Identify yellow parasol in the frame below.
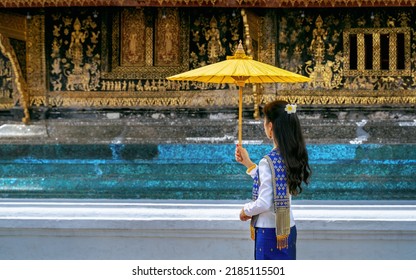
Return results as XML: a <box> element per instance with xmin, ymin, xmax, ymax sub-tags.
<box><xmin>167</xmin><ymin>41</ymin><xmax>310</xmax><ymax>144</ymax></box>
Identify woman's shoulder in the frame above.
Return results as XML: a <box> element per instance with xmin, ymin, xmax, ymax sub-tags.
<box><xmin>259</xmin><ymin>157</ymin><xmax>268</xmax><ymax>165</ymax></box>
<box><xmin>263</xmin><ymin>149</ymin><xmax>282</xmax><ymax>159</ymax></box>
<box><xmin>263</xmin><ymin>150</ymin><xmax>285</xmax><ymax>169</ymax></box>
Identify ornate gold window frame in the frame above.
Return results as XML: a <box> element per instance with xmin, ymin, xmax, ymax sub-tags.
<box><xmin>102</xmin><ymin>8</ymin><xmax>189</xmax><ymax>80</ymax></box>
<box><xmin>343</xmin><ymin>27</ymin><xmax>411</xmax><ymax>76</ymax></box>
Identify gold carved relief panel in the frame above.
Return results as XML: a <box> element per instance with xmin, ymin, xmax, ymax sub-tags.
<box><xmin>104</xmin><ymin>7</ymin><xmax>189</xmax><ymax>80</ymax></box>
<box><xmin>46</xmin><ymin>10</ymin><xmax>102</xmax><ymax>92</ymax></box>
<box><xmin>273</xmin><ymin>8</ymin><xmax>416</xmax><ymax>105</ymax></box>
<box><xmin>155</xmin><ymin>9</ymin><xmax>180</xmax><ymax>67</ymax></box>
<box><xmin>120</xmin><ymin>8</ymin><xmax>146</xmax><ymax>67</ymax></box>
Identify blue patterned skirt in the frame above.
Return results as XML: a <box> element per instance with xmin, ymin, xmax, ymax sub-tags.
<box><xmin>254</xmin><ymin>226</ymin><xmax>297</xmax><ymax>260</ymax></box>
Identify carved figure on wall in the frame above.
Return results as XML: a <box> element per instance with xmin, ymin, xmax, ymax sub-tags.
<box><xmin>89</xmin><ymin>61</ymin><xmax>100</xmax><ymax>90</ymax></box>
<box><xmin>51</xmin><ymin>38</ymin><xmax>61</xmax><ymax>59</ymax></box>
<box><xmin>48</xmin><ymin>11</ymin><xmax>101</xmax><ymax>91</ymax></box>
<box><xmin>86</xmin><ymin>45</ymin><xmax>95</xmax><ymax>57</ymax></box>
<box><xmin>371</xmin><ymin>13</ymin><xmax>381</xmax><ymax>28</ymax></box>
<box><xmin>155</xmin><ymin>8</ymin><xmax>180</xmax><ymax>66</ymax></box>
<box><xmin>387</xmin><ymin>16</ymin><xmax>396</xmax><ymax>27</ymax></box>
<box><xmin>331</xmin><ymin>52</ymin><xmax>344</xmax><ymax>88</ymax></box>
<box><xmin>189</xmin><ymin>9</ymin><xmax>241</xmax><ymax>81</ymax></box>
<box><xmin>67</xmin><ymin>18</ymin><xmax>88</xmax><ymax>74</ymax></box>
<box><xmin>398</xmin><ymin>12</ymin><xmax>410</xmax><ymax>27</ymax></box>
<box><xmin>53</xmin><ymin>24</ymin><xmax>62</xmax><ymax>37</ymax></box>
<box><xmin>164</xmin><ymin>25</ymin><xmax>173</xmax><ymax>55</ymax></box>
<box><xmin>51</xmin><ymin>58</ymin><xmax>61</xmax><ymax>75</ymax></box>
<box><xmin>136</xmin><ymin>81</ymin><xmax>143</xmax><ymax>91</ymax></box>
<box><xmin>51</xmin><ymin>74</ymin><xmax>62</xmax><ymax>91</ymax></box>
<box><xmin>357</xmin><ymin>16</ymin><xmax>366</xmax><ymax>27</ymax></box>
<box><xmin>121</xmin><ymin>80</ymin><xmax>127</xmax><ymax>91</ymax></box>
<box><xmin>301</xmin><ymin>14</ymin><xmax>346</xmax><ymax>90</ymax></box>
<box><xmin>205</xmin><ymin>16</ymin><xmax>224</xmax><ymax>64</ymax></box>
<box><xmin>376</xmin><ymin>76</ymin><xmax>398</xmax><ymax>90</ymax></box>
<box><xmin>144</xmin><ymin>80</ymin><xmax>152</xmax><ymax>91</ymax></box>
<box><xmin>0</xmin><ymin>58</ymin><xmax>13</xmax><ymax>99</ymax></box>
<box><xmin>121</xmin><ymin>9</ymin><xmax>145</xmax><ymax>66</ymax></box>
<box><xmin>90</xmin><ymin>31</ymin><xmax>100</xmax><ymax>44</ymax></box>
<box><xmin>309</xmin><ymin>16</ymin><xmax>327</xmax><ymax>62</ymax></box>
<box><xmin>127</xmin><ymin>34</ymin><xmax>139</xmax><ymax>61</ymax></box>
<box><xmin>192</xmin><ymin>30</ymin><xmax>200</xmax><ymax>42</ymax></box>
<box><xmin>66</xmin><ymin>63</ymin><xmax>90</xmax><ymax>91</ymax></box>
<box><xmin>229</xmin><ymin>16</ymin><xmax>240</xmax><ymax>41</ymax></box>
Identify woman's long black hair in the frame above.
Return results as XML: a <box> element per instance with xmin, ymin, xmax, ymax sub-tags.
<box><xmin>263</xmin><ymin>100</ymin><xmax>311</xmax><ymax>195</ymax></box>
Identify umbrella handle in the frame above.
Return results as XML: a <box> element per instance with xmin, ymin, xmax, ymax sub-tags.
<box><xmin>238</xmin><ymin>86</ymin><xmax>243</xmax><ymax>145</ymax></box>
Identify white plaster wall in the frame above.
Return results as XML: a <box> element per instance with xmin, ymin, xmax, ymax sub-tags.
<box><xmin>0</xmin><ymin>200</ymin><xmax>415</xmax><ymax>260</ymax></box>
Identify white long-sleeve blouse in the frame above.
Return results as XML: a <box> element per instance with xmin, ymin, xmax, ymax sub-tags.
<box><xmin>243</xmin><ymin>158</ymin><xmax>295</xmax><ymax>228</ymax></box>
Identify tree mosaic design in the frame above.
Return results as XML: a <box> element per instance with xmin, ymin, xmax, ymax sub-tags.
<box><xmin>46</xmin><ymin>9</ymin><xmax>101</xmax><ymax>91</ymax></box>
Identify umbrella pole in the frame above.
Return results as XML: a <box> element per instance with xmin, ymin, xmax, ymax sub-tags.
<box><xmin>238</xmin><ymin>86</ymin><xmax>243</xmax><ymax>145</ymax></box>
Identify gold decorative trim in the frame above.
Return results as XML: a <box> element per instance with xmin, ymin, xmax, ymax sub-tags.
<box><xmin>26</xmin><ymin>15</ymin><xmax>47</xmax><ymax>106</ymax></box>
<box><xmin>373</xmin><ymin>33</ymin><xmax>380</xmax><ymax>70</ymax></box>
<box><xmin>278</xmin><ymin>95</ymin><xmax>416</xmax><ymax>105</ymax></box>
<box><xmin>2</xmin><ymin>0</ymin><xmax>416</xmax><ymax>8</ymax></box>
<box><xmin>46</xmin><ymin>90</ymin><xmax>241</xmax><ymax>108</ymax></box>
<box><xmin>40</xmin><ymin>88</ymin><xmax>416</xmax><ymax>108</ymax></box>
<box><xmin>277</xmin><ymin>90</ymin><xmax>416</xmax><ymax>105</ymax></box>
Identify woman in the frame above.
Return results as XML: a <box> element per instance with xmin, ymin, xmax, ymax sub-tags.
<box><xmin>235</xmin><ymin>100</ymin><xmax>311</xmax><ymax>260</ymax></box>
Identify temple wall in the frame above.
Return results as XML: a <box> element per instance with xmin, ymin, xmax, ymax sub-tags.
<box><xmin>1</xmin><ymin>7</ymin><xmax>416</xmax><ymax>113</ymax></box>
<box><xmin>0</xmin><ymin>7</ymin><xmax>414</xmax><ymax>144</ymax></box>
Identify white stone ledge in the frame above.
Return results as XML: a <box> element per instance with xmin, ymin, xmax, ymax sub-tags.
<box><xmin>1</xmin><ymin>199</ymin><xmax>415</xmax><ymax>259</ymax></box>
<box><xmin>1</xmin><ymin>199</ymin><xmax>415</xmax><ymax>230</ymax></box>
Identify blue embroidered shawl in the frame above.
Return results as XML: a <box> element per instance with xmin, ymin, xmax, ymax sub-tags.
<box><xmin>250</xmin><ymin>148</ymin><xmax>291</xmax><ymax>249</ymax></box>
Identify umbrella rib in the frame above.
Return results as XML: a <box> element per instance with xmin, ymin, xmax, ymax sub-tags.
<box><xmin>167</xmin><ymin>57</ymin><xmax>311</xmax><ymax>85</ymax></box>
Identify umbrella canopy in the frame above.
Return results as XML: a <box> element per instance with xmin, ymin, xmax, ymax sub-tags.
<box><xmin>167</xmin><ymin>41</ymin><xmax>310</xmax><ymax>144</ymax></box>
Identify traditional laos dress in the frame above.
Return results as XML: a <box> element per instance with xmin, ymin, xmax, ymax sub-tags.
<box><xmin>243</xmin><ymin>148</ymin><xmax>297</xmax><ymax>260</ymax></box>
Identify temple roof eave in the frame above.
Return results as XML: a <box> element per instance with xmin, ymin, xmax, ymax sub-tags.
<box><xmin>1</xmin><ymin>0</ymin><xmax>416</xmax><ymax>8</ymax></box>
